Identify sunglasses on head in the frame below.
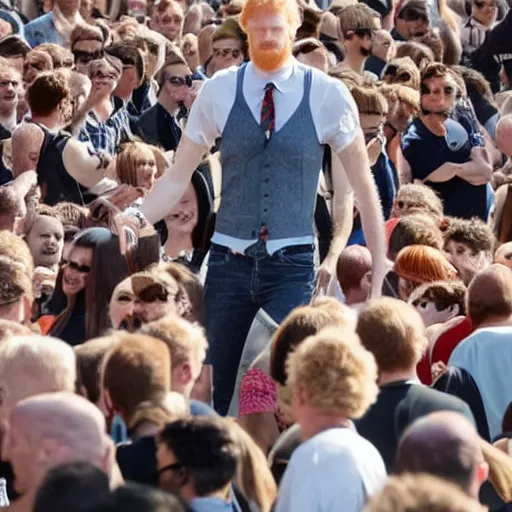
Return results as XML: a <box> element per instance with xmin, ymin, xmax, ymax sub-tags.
<box><xmin>62</xmin><ymin>259</ymin><xmax>91</xmax><ymax>274</ymax></box>
<box><xmin>294</xmin><ymin>40</ymin><xmax>322</xmax><ymax>56</ymax></box>
<box><xmin>137</xmin><ymin>283</ymin><xmax>170</xmax><ymax>303</ymax></box>
<box><xmin>167</xmin><ymin>75</ymin><xmax>194</xmax><ymax>87</ymax></box>
<box><xmin>212</xmin><ymin>47</ymin><xmax>242</xmax><ymax>59</ymax></box>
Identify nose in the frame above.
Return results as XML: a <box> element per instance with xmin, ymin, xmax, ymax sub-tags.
<box><xmin>133</xmin><ymin>300</ymin><xmax>144</xmax><ymax>314</ymax></box>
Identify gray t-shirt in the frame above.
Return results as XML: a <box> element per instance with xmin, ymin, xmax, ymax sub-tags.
<box><xmin>275</xmin><ymin>428</ymin><xmax>387</xmax><ymax>512</ymax></box>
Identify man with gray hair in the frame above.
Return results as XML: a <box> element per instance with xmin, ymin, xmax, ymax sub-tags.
<box><xmin>3</xmin><ymin>392</ymin><xmax>114</xmax><ymax>512</ymax></box>
<box><xmin>0</xmin><ymin>335</ymin><xmax>76</xmax><ymax>505</ymax></box>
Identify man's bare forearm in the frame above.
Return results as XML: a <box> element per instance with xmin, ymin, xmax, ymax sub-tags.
<box><xmin>139</xmin><ymin>135</ymin><xmax>207</xmax><ymax>224</ymax></box>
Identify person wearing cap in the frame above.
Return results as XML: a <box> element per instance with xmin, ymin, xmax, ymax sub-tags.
<box><xmin>117</xmin><ymin>0</ymin><xmax>387</xmax><ymax>415</ymax></box>
<box><xmin>338</xmin><ymin>4</ymin><xmax>381</xmax><ymax>77</ymax></box>
<box><xmin>392</xmin><ymin>0</ymin><xmax>430</xmax><ymax>41</ymax></box>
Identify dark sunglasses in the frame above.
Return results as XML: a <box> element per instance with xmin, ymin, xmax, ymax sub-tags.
<box><xmin>212</xmin><ymin>47</ymin><xmax>242</xmax><ymax>59</ymax></box>
<box><xmin>73</xmin><ymin>50</ymin><xmax>104</xmax><ymax>64</ymax></box>
<box><xmin>137</xmin><ymin>283</ymin><xmax>170</xmax><ymax>303</ymax></box>
<box><xmin>94</xmin><ymin>69</ymin><xmax>118</xmax><ymax>80</ymax></box>
<box><xmin>167</xmin><ymin>75</ymin><xmax>194</xmax><ymax>87</ymax></box>
<box><xmin>353</xmin><ymin>28</ymin><xmax>375</xmax><ymax>39</ymax></box>
<box><xmin>62</xmin><ymin>259</ymin><xmax>91</xmax><ymax>274</ymax></box>
<box><xmin>420</xmin><ymin>84</ymin><xmax>455</xmax><ymax>95</ymax></box>
<box><xmin>474</xmin><ymin>0</ymin><xmax>496</xmax><ymax>7</ymax></box>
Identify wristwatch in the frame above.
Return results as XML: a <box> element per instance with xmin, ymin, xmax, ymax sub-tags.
<box><xmin>125</xmin><ymin>207</ymin><xmax>148</xmax><ymax>228</ymax></box>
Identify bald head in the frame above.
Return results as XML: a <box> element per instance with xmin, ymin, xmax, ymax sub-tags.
<box><xmin>0</xmin><ymin>335</ymin><xmax>76</xmax><ymax>418</ymax></box>
<box><xmin>467</xmin><ymin>264</ymin><xmax>512</xmax><ymax>327</ymax></box>
<box><xmin>494</xmin><ymin>242</ymin><xmax>512</xmax><ymax>269</ymax></box>
<box><xmin>11</xmin><ymin>122</ymin><xmax>44</xmax><ymax>178</ymax></box>
<box><xmin>7</xmin><ymin>392</ymin><xmax>109</xmax><ymax>495</ymax></box>
<box><xmin>496</xmin><ymin>115</ymin><xmax>512</xmax><ymax>157</ymax></box>
<box><xmin>396</xmin><ymin>411</ymin><xmax>486</xmax><ymax>498</ymax></box>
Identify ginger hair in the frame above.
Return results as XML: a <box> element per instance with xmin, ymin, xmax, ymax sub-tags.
<box><xmin>240</xmin><ymin>0</ymin><xmax>301</xmax><ymax>35</ymax></box>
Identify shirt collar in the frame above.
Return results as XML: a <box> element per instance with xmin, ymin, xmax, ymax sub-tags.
<box><xmin>190</xmin><ymin>497</ymin><xmax>233</xmax><ymax>512</ymax></box>
<box><xmin>246</xmin><ymin>57</ymin><xmax>299</xmax><ymax>95</ymax></box>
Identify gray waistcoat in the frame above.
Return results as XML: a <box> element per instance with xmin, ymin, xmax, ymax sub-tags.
<box><xmin>217</xmin><ymin>63</ymin><xmax>324</xmax><ymax>240</ymax></box>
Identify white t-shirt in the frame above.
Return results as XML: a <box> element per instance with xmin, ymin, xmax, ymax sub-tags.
<box><xmin>275</xmin><ymin>428</ymin><xmax>387</xmax><ymax>512</ymax></box>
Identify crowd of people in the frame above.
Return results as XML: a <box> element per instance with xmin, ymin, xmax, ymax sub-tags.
<box><xmin>0</xmin><ymin>0</ymin><xmax>510</xmax><ymax>508</ymax></box>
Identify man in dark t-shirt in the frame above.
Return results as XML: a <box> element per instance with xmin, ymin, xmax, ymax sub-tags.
<box><xmin>355</xmin><ymin>298</ymin><xmax>476</xmax><ymax>472</ymax></box>
<box><xmin>400</xmin><ymin>62</ymin><xmax>492</xmax><ymax>220</ymax></box>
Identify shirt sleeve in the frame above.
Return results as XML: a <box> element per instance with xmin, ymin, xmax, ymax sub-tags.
<box><xmin>185</xmin><ymin>78</ymin><xmax>221</xmax><ymax>148</ymax></box>
<box><xmin>62</xmin><ymin>138</ymin><xmax>109</xmax><ymax>189</ymax></box>
<box><xmin>316</xmin><ymin>77</ymin><xmax>361</xmax><ymax>153</ymax></box>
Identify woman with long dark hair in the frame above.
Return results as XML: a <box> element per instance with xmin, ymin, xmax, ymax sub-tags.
<box><xmin>40</xmin><ymin>226</ymin><xmax>160</xmax><ymax>344</ymax></box>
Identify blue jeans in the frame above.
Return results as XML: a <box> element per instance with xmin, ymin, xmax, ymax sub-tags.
<box><xmin>203</xmin><ymin>242</ymin><xmax>315</xmax><ymax>415</ymax></box>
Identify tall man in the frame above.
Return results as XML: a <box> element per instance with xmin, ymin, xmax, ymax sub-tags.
<box><xmin>119</xmin><ymin>0</ymin><xmax>387</xmax><ymax>414</ymax></box>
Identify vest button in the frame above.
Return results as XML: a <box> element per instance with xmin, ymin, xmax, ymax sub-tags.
<box><xmin>264</xmin><ymin>178</ymin><xmax>270</xmax><ymax>183</ymax></box>
<box><xmin>264</xmin><ymin>163</ymin><xmax>270</xmax><ymax>168</ymax></box>
<box><xmin>264</xmin><ymin>194</ymin><xmax>268</xmax><ymax>198</ymax></box>
<box><xmin>251</xmin><ymin>230</ymin><xmax>256</xmax><ymax>237</ymax></box>
<box><xmin>264</xmin><ymin>208</ymin><xmax>268</xmax><ymax>212</ymax></box>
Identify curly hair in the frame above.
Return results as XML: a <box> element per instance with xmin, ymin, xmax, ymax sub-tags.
<box><xmin>286</xmin><ymin>327</ymin><xmax>378</xmax><ymax>418</ymax></box>
<box><xmin>443</xmin><ymin>217</ymin><xmax>495</xmax><ymax>254</ymax></box>
<box><xmin>393</xmin><ymin>183</ymin><xmax>444</xmax><ymax>219</ymax></box>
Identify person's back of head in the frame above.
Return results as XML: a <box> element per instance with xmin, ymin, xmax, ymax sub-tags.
<box><xmin>392</xmin><ymin>183</ymin><xmax>444</xmax><ymax>220</ymax></box>
<box><xmin>356</xmin><ymin>297</ymin><xmax>426</xmax><ymax>376</ymax></box>
<box><xmin>27</xmin><ymin>71</ymin><xmax>71</xmax><ymax>120</ymax></box>
<box><xmin>94</xmin><ymin>483</ymin><xmax>190</xmax><ymax>511</ymax></box>
<box><xmin>388</xmin><ymin>214</ymin><xmax>444</xmax><ymax>261</ymax></box>
<box><xmin>466</xmin><ymin>264</ymin><xmax>512</xmax><ymax>327</ymax></box>
<box><xmin>0</xmin><ymin>229</ymin><xmax>34</xmax><ymax>275</ymax></box>
<box><xmin>8</xmin><ymin>392</ymin><xmax>110</xmax><ymax>495</ymax></box>
<box><xmin>139</xmin><ymin>314</ymin><xmax>208</xmax><ymax>397</ymax></box>
<box><xmin>101</xmin><ymin>332</ymin><xmax>171</xmax><ymax>428</ymax></box>
<box><xmin>0</xmin><ymin>335</ymin><xmax>76</xmax><ymax>414</ymax></box>
<box><xmin>395</xmin><ymin>411</ymin><xmax>488</xmax><ymax>499</ymax></box>
<box><xmin>75</xmin><ymin>336</ymin><xmax>117</xmax><ymax>406</ymax></box>
<box><xmin>336</xmin><ymin>245</ymin><xmax>372</xmax><ymax>304</ymax></box>
<box><xmin>0</xmin><ymin>255</ymin><xmax>33</xmax><ymax>324</ymax></box>
<box><xmin>157</xmin><ymin>417</ymin><xmax>239</xmax><ymax>501</ymax></box>
<box><xmin>33</xmin><ymin>461</ymin><xmax>110</xmax><ymax>512</ymax></box>
<box><xmin>363</xmin><ymin>473</ymin><xmax>486</xmax><ymax>512</ymax></box>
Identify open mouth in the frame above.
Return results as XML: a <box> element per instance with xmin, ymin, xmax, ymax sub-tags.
<box><xmin>42</xmin><ymin>248</ymin><xmax>58</xmax><ymax>256</ymax></box>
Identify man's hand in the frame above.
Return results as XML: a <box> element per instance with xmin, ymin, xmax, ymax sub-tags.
<box><xmin>86</xmin><ymin>83</ymin><xmax>112</xmax><ymax>111</ymax></box>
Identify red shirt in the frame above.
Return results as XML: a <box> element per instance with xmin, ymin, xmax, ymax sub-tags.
<box><xmin>417</xmin><ymin>317</ymin><xmax>474</xmax><ymax>385</ymax></box>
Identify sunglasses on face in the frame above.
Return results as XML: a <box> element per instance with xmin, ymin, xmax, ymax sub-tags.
<box><xmin>352</xmin><ymin>28</ymin><xmax>375</xmax><ymax>40</ymax></box>
<box><xmin>94</xmin><ymin>69</ymin><xmax>117</xmax><ymax>80</ymax></box>
<box><xmin>212</xmin><ymin>47</ymin><xmax>242</xmax><ymax>59</ymax></box>
<box><xmin>167</xmin><ymin>75</ymin><xmax>194</xmax><ymax>87</ymax></box>
<box><xmin>420</xmin><ymin>84</ymin><xmax>455</xmax><ymax>96</ymax></box>
<box><xmin>137</xmin><ymin>283</ymin><xmax>170</xmax><ymax>303</ymax></box>
<box><xmin>474</xmin><ymin>0</ymin><xmax>496</xmax><ymax>7</ymax></box>
<box><xmin>62</xmin><ymin>259</ymin><xmax>91</xmax><ymax>274</ymax></box>
<box><xmin>73</xmin><ymin>50</ymin><xmax>104</xmax><ymax>64</ymax></box>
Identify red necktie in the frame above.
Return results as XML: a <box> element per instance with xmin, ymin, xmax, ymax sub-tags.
<box><xmin>260</xmin><ymin>82</ymin><xmax>275</xmax><ymax>146</ymax></box>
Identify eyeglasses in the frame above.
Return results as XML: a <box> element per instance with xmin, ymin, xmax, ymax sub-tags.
<box><xmin>167</xmin><ymin>75</ymin><xmax>194</xmax><ymax>87</ymax></box>
<box><xmin>62</xmin><ymin>259</ymin><xmax>91</xmax><ymax>274</ymax></box>
<box><xmin>73</xmin><ymin>50</ymin><xmax>104</xmax><ymax>64</ymax></box>
<box><xmin>137</xmin><ymin>283</ymin><xmax>170</xmax><ymax>303</ymax></box>
<box><xmin>212</xmin><ymin>47</ymin><xmax>242</xmax><ymax>59</ymax></box>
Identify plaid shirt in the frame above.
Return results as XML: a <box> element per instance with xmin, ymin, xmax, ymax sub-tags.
<box><xmin>79</xmin><ymin>98</ymin><xmax>132</xmax><ymax>156</ymax></box>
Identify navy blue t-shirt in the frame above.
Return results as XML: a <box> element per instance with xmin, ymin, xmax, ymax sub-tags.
<box><xmin>401</xmin><ymin>118</ymin><xmax>490</xmax><ymax>220</ymax></box>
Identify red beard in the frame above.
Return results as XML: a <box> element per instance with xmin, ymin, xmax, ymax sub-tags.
<box><xmin>248</xmin><ymin>38</ymin><xmax>292</xmax><ymax>72</ymax></box>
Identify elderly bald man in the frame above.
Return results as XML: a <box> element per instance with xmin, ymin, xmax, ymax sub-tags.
<box><xmin>3</xmin><ymin>392</ymin><xmax>114</xmax><ymax>512</ymax></box>
<box><xmin>0</xmin><ymin>335</ymin><xmax>76</xmax><ymax>505</ymax></box>
<box><xmin>395</xmin><ymin>411</ymin><xmax>488</xmax><ymax>500</ymax></box>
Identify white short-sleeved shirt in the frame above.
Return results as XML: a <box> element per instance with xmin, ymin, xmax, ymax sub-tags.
<box><xmin>185</xmin><ymin>58</ymin><xmax>360</xmax><ymax>154</ymax></box>
<box><xmin>275</xmin><ymin>428</ymin><xmax>387</xmax><ymax>512</ymax></box>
